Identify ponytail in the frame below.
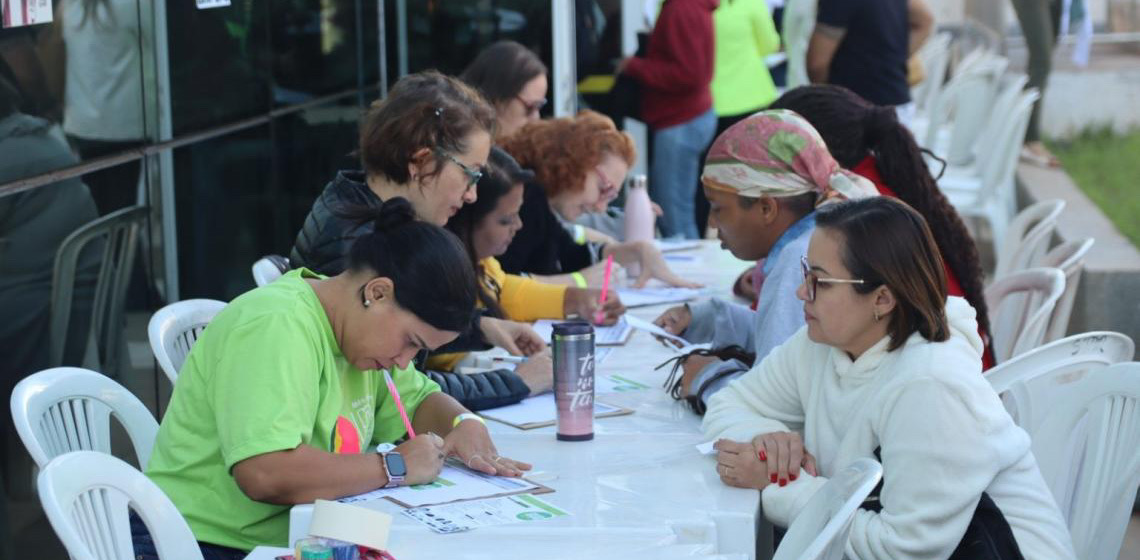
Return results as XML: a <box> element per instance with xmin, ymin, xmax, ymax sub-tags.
<box><xmin>339</xmin><ymin>197</ymin><xmax>477</xmax><ymax>333</ymax></box>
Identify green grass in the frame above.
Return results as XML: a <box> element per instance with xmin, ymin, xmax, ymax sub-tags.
<box><xmin>1047</xmin><ymin>129</ymin><xmax>1140</xmax><ymax>246</ymax></box>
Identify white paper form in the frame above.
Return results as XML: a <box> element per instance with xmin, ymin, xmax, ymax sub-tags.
<box><xmin>530</xmin><ymin>317</ymin><xmax>632</xmax><ymax>346</ymax></box>
<box><xmin>402</xmin><ymin>493</ymin><xmax>569</xmax><ymax>534</ymax></box>
<box><xmin>616</xmin><ymin>287</ymin><xmax>706</xmax><ymax>308</ymax></box>
<box><xmin>338</xmin><ymin>464</ymin><xmax>543</xmax><ymax>508</ymax></box>
<box><xmin>477</xmin><ymin>393</ymin><xmax>630</xmax><ymax>429</ymax></box>
<box><xmin>654</xmin><ymin>239</ymin><xmax>702</xmax><ymax>252</ymax></box>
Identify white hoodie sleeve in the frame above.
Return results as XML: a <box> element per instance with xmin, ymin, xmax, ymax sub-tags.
<box><xmin>843</xmin><ymin>377</ymin><xmax>1016</xmax><ymax>560</ymax></box>
<box><xmin>701</xmin><ymin>328</ymin><xmax>809</xmax><ymax>444</ymax></box>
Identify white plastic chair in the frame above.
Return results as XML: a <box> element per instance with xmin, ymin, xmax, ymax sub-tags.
<box><xmin>10</xmin><ymin>367</ymin><xmax>158</xmax><ymax>470</ymax></box>
<box><xmin>994</xmin><ymin>362</ymin><xmax>1140</xmax><ymax>560</ymax></box>
<box><xmin>147</xmin><ymin>299</ymin><xmax>226</xmax><ymax>384</ymax></box>
<box><xmin>940</xmin><ymin>89</ymin><xmax>1040</xmax><ymax>256</ymax></box>
<box><xmin>987</xmin><ymin>331</ymin><xmax>1134</xmax><ymax>423</ymax></box>
<box><xmin>771</xmin><ymin>458</ymin><xmax>883</xmax><ymax>560</ymax></box>
<box><xmin>920</xmin><ymin>55</ymin><xmax>1007</xmax><ymax>166</ymax></box>
<box><xmin>251</xmin><ymin>254</ymin><xmax>290</xmax><ymax>287</ymax></box>
<box><xmin>985</xmin><ymin>267</ymin><xmax>1066</xmax><ymax>363</ymax></box>
<box><xmin>993</xmin><ymin>199</ymin><xmax>1067</xmax><ymax>280</ymax></box>
<box><xmin>911</xmin><ymin>32</ymin><xmax>953</xmax><ymax>115</ymax></box>
<box><xmin>1037</xmin><ymin>238</ymin><xmax>1095</xmax><ymax>343</ymax></box>
<box><xmin>38</xmin><ymin>450</ymin><xmax>204</xmax><ymax>560</ymax></box>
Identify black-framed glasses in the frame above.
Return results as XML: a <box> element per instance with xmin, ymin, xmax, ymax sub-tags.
<box><xmin>516</xmin><ymin>95</ymin><xmax>547</xmax><ymax>116</ymax></box>
<box><xmin>801</xmin><ymin>255</ymin><xmax>865</xmax><ymax>302</ymax></box>
<box><xmin>436</xmin><ymin>150</ymin><xmax>483</xmax><ymax>189</ymax></box>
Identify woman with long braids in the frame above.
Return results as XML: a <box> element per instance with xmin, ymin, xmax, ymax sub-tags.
<box><xmin>767</xmin><ymin>84</ymin><xmax>995</xmax><ymax>369</ymax></box>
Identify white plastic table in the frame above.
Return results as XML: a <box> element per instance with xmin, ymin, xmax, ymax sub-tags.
<box><xmin>251</xmin><ymin>242</ymin><xmax>762</xmax><ymax>560</ymax></box>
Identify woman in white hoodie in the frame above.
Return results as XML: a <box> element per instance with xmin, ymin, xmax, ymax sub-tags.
<box><xmin>703</xmin><ymin>197</ymin><xmax>1075</xmax><ymax>559</ymax></box>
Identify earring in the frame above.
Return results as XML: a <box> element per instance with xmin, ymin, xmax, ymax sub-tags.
<box><xmin>363</xmin><ymin>299</ymin><xmax>371</xmax><ymax>308</ymax></box>
<box><xmin>873</xmin><ymin>310</ymin><xmax>880</xmax><ymax>322</ymax></box>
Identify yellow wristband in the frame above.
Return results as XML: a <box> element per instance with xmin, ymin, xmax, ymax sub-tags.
<box><xmin>570</xmin><ymin>272</ymin><xmax>588</xmax><ymax>288</ymax></box>
<box><xmin>452</xmin><ymin>412</ymin><xmax>485</xmax><ymax>428</ymax></box>
<box><xmin>572</xmin><ymin>224</ymin><xmax>587</xmax><ymax>245</ymax></box>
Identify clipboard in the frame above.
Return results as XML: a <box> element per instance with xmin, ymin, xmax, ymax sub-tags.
<box><xmin>339</xmin><ymin>461</ymin><xmax>554</xmax><ymax>509</ymax></box>
<box><xmin>477</xmin><ymin>393</ymin><xmax>634</xmax><ymax>430</ymax></box>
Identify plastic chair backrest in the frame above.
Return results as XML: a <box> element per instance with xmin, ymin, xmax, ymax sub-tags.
<box><xmin>941</xmin><ymin>56</ymin><xmax>1008</xmax><ymax>165</ymax></box>
<box><xmin>971</xmin><ymin>72</ymin><xmax>1029</xmax><ymax>168</ymax></box>
<box><xmin>1037</xmin><ymin>238</ymin><xmax>1095</xmax><ymax>343</ymax></box>
<box><xmin>977</xmin><ymin>89</ymin><xmax>1038</xmax><ymax>208</ymax></box>
<box><xmin>994</xmin><ymin>199</ymin><xmax>1066</xmax><ymax>279</ymax></box>
<box><xmin>9</xmin><ymin>367</ymin><xmax>158</xmax><ymax>470</ymax></box>
<box><xmin>1000</xmin><ymin>362</ymin><xmax>1140</xmax><ymax>560</ymax></box>
<box><xmin>772</xmin><ymin>458</ymin><xmax>883</xmax><ymax>560</ymax></box>
<box><xmin>913</xmin><ymin>32</ymin><xmax>953</xmax><ymax>112</ymax></box>
<box><xmin>147</xmin><ymin>299</ymin><xmax>226</xmax><ymax>384</ymax></box>
<box><xmin>251</xmin><ymin>254</ymin><xmax>290</xmax><ymax>287</ymax></box>
<box><xmin>50</xmin><ymin>206</ymin><xmax>147</xmax><ymax>377</ymax></box>
<box><xmin>37</xmin><ymin>451</ymin><xmax>204</xmax><ymax>560</ymax></box>
<box><xmin>987</xmin><ymin>331</ymin><xmax>1134</xmax><ymax>425</ymax></box>
<box><xmin>985</xmin><ymin>267</ymin><xmax>1066</xmax><ymax>362</ymax></box>
<box><xmin>922</xmin><ymin>71</ymin><xmax>996</xmax><ymax>164</ymax></box>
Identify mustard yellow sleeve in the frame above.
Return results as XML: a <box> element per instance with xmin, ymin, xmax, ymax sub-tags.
<box><xmin>483</xmin><ymin>257</ymin><xmax>567</xmax><ymax>322</ymax></box>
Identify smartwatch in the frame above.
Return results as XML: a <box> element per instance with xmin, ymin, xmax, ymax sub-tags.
<box><xmin>379</xmin><ymin>451</ymin><xmax>407</xmax><ymax>488</ymax></box>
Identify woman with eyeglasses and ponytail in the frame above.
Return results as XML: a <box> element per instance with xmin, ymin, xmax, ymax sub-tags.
<box><xmin>291</xmin><ymin>71</ymin><xmax>551</xmax><ymax>411</ymax></box>
<box><xmin>705</xmin><ymin>196</ymin><xmax>1074</xmax><ymax>560</ymax></box>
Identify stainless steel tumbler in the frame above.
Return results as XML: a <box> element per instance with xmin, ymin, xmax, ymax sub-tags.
<box><xmin>552</xmin><ymin>321</ymin><xmax>595</xmax><ymax>441</ymax></box>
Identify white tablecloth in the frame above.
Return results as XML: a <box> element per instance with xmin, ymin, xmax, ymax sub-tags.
<box><xmin>254</xmin><ymin>242</ymin><xmax>761</xmax><ymax>560</ymax></box>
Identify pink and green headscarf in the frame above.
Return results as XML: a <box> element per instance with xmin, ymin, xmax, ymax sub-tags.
<box><xmin>701</xmin><ymin>109</ymin><xmax>877</xmax><ymax>205</ymax></box>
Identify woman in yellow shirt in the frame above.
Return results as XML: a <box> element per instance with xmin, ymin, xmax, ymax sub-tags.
<box><xmin>429</xmin><ymin>147</ymin><xmax>626</xmax><ymax>373</ymax></box>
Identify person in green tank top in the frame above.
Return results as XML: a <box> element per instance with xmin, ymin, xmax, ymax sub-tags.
<box><xmin>139</xmin><ymin>198</ymin><xmax>530</xmax><ymax>558</ymax></box>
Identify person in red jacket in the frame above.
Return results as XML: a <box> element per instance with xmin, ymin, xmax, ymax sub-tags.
<box><xmin>620</xmin><ymin>0</ymin><xmax>719</xmax><ymax>239</ymax></box>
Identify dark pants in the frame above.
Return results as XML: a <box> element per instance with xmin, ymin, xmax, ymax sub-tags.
<box><xmin>130</xmin><ymin>513</ymin><xmax>248</xmax><ymax>560</ymax></box>
<box><xmin>1009</xmin><ymin>0</ymin><xmax>1062</xmax><ymax>143</ymax></box>
<box><xmin>694</xmin><ymin>112</ymin><xmax>757</xmax><ymax>236</ymax></box>
<box><xmin>68</xmin><ymin>137</ymin><xmax>144</xmax><ymax>215</ymax></box>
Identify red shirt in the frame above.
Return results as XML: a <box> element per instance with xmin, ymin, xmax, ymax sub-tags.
<box><xmin>852</xmin><ymin>156</ymin><xmax>996</xmax><ymax>370</ymax></box>
<box><xmin>623</xmin><ymin>0</ymin><xmax>718</xmax><ymax>129</ymax></box>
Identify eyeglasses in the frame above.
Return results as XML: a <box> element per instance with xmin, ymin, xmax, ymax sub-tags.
<box><xmin>516</xmin><ymin>95</ymin><xmax>547</xmax><ymax>116</ymax></box>
<box><xmin>801</xmin><ymin>255</ymin><xmax>865</xmax><ymax>302</ymax></box>
<box><xmin>436</xmin><ymin>150</ymin><xmax>483</xmax><ymax>189</ymax></box>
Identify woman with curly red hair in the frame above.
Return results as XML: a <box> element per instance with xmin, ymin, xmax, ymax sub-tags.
<box><xmin>498</xmin><ymin>111</ymin><xmax>699</xmax><ymax>288</ymax></box>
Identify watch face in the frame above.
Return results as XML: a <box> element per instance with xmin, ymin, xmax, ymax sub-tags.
<box><xmin>386</xmin><ymin>453</ymin><xmax>408</xmax><ymax>477</ymax></box>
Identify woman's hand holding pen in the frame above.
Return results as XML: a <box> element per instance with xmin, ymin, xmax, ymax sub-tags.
<box><xmin>443</xmin><ymin>418</ymin><xmax>532</xmax><ymax>477</ymax></box>
<box><xmin>394</xmin><ymin>433</ymin><xmax>446</xmax><ymax>486</ymax></box>
<box><xmin>564</xmin><ymin>288</ymin><xmax>625</xmax><ymax>326</ymax></box>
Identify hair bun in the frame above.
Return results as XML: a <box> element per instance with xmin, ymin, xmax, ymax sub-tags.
<box><xmin>374</xmin><ymin>197</ymin><xmax>417</xmax><ymax>233</ymax></box>
<box><xmin>863</xmin><ymin>106</ymin><xmax>899</xmax><ymax>147</ymax></box>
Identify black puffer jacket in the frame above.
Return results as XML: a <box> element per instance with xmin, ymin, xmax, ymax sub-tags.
<box><xmin>290</xmin><ymin>170</ymin><xmax>532</xmax><ymax>411</ymax></box>
<box><xmin>291</xmin><ymin>170</ymin><xmax>377</xmax><ymax>277</ymax></box>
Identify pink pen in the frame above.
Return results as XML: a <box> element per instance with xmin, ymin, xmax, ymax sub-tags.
<box><xmin>594</xmin><ymin>255</ymin><xmax>614</xmax><ymax>325</ymax></box>
<box><xmin>382</xmin><ymin>369</ymin><xmax>416</xmax><ymax>438</ymax></box>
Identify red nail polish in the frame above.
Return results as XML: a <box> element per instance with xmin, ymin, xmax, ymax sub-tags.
<box><xmin>790</xmin><ymin>474</ymin><xmax>797</xmax><ymax>481</ymax></box>
<box><xmin>758</xmin><ymin>450</ymin><xmax>767</xmax><ymax>461</ymax></box>
<box><xmin>770</xmin><ymin>474</ymin><xmax>777</xmax><ymax>483</ymax></box>
<box><xmin>779</xmin><ymin>479</ymin><xmax>787</xmax><ymax>487</ymax></box>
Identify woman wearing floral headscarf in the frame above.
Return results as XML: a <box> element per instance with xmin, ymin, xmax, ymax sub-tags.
<box><xmin>653</xmin><ymin>109</ymin><xmax>877</xmax><ymax>412</ymax></box>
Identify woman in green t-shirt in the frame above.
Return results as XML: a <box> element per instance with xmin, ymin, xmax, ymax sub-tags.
<box><xmin>139</xmin><ymin>198</ymin><xmax>529</xmax><ymax>557</ymax></box>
